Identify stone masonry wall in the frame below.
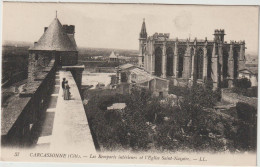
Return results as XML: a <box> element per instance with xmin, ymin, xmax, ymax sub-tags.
<box><xmin>28</xmin><ymin>51</ymin><xmax>55</xmax><ymax>82</ymax></box>
<box><xmin>2</xmin><ymin>59</ymin><xmax>57</xmax><ymax>146</ymax></box>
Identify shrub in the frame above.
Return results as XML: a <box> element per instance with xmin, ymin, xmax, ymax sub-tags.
<box><xmin>168</xmin><ymin>85</ymin><xmax>188</xmax><ymax>96</ymax></box>
<box><xmin>244</xmin><ymin>86</ymin><xmax>258</xmax><ymax>97</ymax></box>
<box><xmin>236</xmin><ymin>102</ymin><xmax>257</xmax><ymax>123</ymax></box>
<box><xmin>234</xmin><ymin>78</ymin><xmax>251</xmax><ymax>89</ymax></box>
<box><xmin>84</xmin><ymin>86</ymin><xmax>256</xmax><ymax>152</ymax></box>
<box><xmin>182</xmin><ymin>83</ymin><xmax>219</xmax><ymax>109</ymax></box>
<box><xmin>220</xmin><ymin>79</ymin><xmax>229</xmax><ymax>88</ymax></box>
<box><xmin>235</xmin><ymin>102</ymin><xmax>257</xmax><ymax>151</ymax></box>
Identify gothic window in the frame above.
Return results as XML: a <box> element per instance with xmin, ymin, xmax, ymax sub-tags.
<box><xmin>155</xmin><ymin>47</ymin><xmax>162</xmax><ymax>77</ymax></box>
<box><xmin>190</xmin><ymin>47</ymin><xmax>194</xmax><ymax>78</ymax></box>
<box><xmin>178</xmin><ymin>47</ymin><xmax>185</xmax><ymax>78</ymax></box>
<box><xmin>223</xmin><ymin>48</ymin><xmax>229</xmax><ymax>79</ymax></box>
<box><xmin>142</xmin><ymin>46</ymin><xmax>145</xmax><ymax>64</ymax></box>
<box><xmin>234</xmin><ymin>49</ymin><xmax>239</xmax><ymax>79</ymax></box>
<box><xmin>207</xmin><ymin>48</ymin><xmax>212</xmax><ymax>80</ymax></box>
<box><xmin>166</xmin><ymin>47</ymin><xmax>174</xmax><ymax>76</ymax></box>
<box><xmin>195</xmin><ymin>48</ymin><xmax>204</xmax><ymax>80</ymax></box>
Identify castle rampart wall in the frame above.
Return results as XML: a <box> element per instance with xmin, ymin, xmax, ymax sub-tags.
<box><xmin>1</xmin><ymin>59</ymin><xmax>57</xmax><ymax>146</ymax></box>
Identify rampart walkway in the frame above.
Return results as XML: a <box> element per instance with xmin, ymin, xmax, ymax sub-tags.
<box><xmin>50</xmin><ymin>70</ymin><xmax>96</xmax><ymax>152</ymax></box>
<box><xmin>36</xmin><ymin>70</ymin><xmax>96</xmax><ymax>153</ymax></box>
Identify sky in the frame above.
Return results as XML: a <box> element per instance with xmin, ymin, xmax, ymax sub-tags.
<box><xmin>2</xmin><ymin>2</ymin><xmax>259</xmax><ymax>53</ymax></box>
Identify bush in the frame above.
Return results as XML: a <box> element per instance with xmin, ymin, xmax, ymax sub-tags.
<box><xmin>232</xmin><ymin>86</ymin><xmax>258</xmax><ymax>97</ymax></box>
<box><xmin>85</xmin><ymin>88</ymin><xmax>153</xmax><ymax>151</ymax></box>
<box><xmin>244</xmin><ymin>87</ymin><xmax>258</xmax><ymax>97</ymax></box>
<box><xmin>234</xmin><ymin>78</ymin><xmax>251</xmax><ymax>89</ymax></box>
<box><xmin>235</xmin><ymin>102</ymin><xmax>257</xmax><ymax>151</ymax></box>
<box><xmin>236</xmin><ymin>102</ymin><xmax>257</xmax><ymax>123</ymax></box>
<box><xmin>182</xmin><ymin>83</ymin><xmax>219</xmax><ymax>109</ymax></box>
<box><xmin>232</xmin><ymin>78</ymin><xmax>257</xmax><ymax>97</ymax></box>
<box><xmin>85</xmin><ymin>87</ymin><xmax>256</xmax><ymax>152</ymax></box>
<box><xmin>168</xmin><ymin>85</ymin><xmax>188</xmax><ymax>96</ymax></box>
<box><xmin>220</xmin><ymin>79</ymin><xmax>229</xmax><ymax>88</ymax></box>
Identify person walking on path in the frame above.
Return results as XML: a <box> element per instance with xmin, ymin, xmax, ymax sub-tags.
<box><xmin>64</xmin><ymin>81</ymin><xmax>70</xmax><ymax>100</ymax></box>
<box><xmin>62</xmin><ymin>78</ymin><xmax>66</xmax><ymax>98</ymax></box>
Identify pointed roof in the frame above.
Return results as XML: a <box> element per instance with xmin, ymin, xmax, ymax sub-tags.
<box><xmin>29</xmin><ymin>18</ymin><xmax>77</xmax><ymax>51</ymax></box>
<box><xmin>140</xmin><ymin>18</ymin><xmax>147</xmax><ymax>39</ymax></box>
<box><xmin>109</xmin><ymin>51</ymin><xmax>117</xmax><ymax>58</ymax></box>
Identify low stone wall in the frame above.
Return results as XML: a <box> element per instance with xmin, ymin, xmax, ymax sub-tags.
<box><xmin>221</xmin><ymin>88</ymin><xmax>258</xmax><ymax>108</ymax></box>
<box><xmin>152</xmin><ymin>78</ymin><xmax>169</xmax><ymax>97</ymax></box>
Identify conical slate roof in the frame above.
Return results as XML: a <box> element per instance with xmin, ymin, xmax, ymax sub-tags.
<box><xmin>29</xmin><ymin>18</ymin><xmax>77</xmax><ymax>51</ymax></box>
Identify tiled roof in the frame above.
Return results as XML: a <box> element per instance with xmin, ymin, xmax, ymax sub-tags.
<box><xmin>130</xmin><ymin>68</ymin><xmax>154</xmax><ymax>83</ymax></box>
<box><xmin>119</xmin><ymin>63</ymin><xmax>135</xmax><ymax>70</ymax></box>
<box><xmin>29</xmin><ymin>18</ymin><xmax>77</xmax><ymax>51</ymax></box>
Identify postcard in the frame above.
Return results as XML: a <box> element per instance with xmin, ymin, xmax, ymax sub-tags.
<box><xmin>1</xmin><ymin>2</ymin><xmax>258</xmax><ymax>166</ymax></box>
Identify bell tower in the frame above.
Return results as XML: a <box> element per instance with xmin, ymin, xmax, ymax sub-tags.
<box><xmin>138</xmin><ymin>18</ymin><xmax>147</xmax><ymax>67</ymax></box>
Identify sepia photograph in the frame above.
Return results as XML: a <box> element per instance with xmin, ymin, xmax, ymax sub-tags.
<box><xmin>1</xmin><ymin>1</ymin><xmax>259</xmax><ymax>166</ymax></box>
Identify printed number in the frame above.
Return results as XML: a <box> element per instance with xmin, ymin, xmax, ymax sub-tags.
<box><xmin>14</xmin><ymin>152</ymin><xmax>20</xmax><ymax>157</ymax></box>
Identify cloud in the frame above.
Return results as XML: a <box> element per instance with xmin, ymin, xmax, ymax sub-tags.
<box><xmin>173</xmin><ymin>11</ymin><xmax>192</xmax><ymax>31</ymax></box>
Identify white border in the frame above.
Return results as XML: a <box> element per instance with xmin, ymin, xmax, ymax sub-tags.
<box><xmin>0</xmin><ymin>1</ymin><xmax>259</xmax><ymax>167</ymax></box>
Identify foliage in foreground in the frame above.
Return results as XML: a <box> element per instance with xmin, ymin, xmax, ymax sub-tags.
<box><xmin>232</xmin><ymin>78</ymin><xmax>257</xmax><ymax>97</ymax></box>
<box><xmin>84</xmin><ymin>86</ymin><xmax>257</xmax><ymax>152</ymax></box>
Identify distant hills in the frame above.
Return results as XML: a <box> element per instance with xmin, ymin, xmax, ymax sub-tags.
<box><xmin>2</xmin><ymin>40</ymin><xmax>139</xmax><ymax>57</ymax></box>
<box><xmin>2</xmin><ymin>40</ymin><xmax>33</xmax><ymax>48</ymax></box>
<box><xmin>78</xmin><ymin>47</ymin><xmax>138</xmax><ymax>58</ymax></box>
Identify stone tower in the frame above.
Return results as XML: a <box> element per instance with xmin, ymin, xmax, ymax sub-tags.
<box><xmin>213</xmin><ymin>29</ymin><xmax>225</xmax><ymax>43</ymax></box>
<box><xmin>138</xmin><ymin>19</ymin><xmax>147</xmax><ymax>67</ymax></box>
<box><xmin>28</xmin><ymin>17</ymin><xmax>84</xmax><ymax>90</ymax></box>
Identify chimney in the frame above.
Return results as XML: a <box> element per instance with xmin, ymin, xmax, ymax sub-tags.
<box><xmin>44</xmin><ymin>27</ymin><xmax>48</xmax><ymax>32</ymax></box>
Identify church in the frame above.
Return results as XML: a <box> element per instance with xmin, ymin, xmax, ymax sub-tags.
<box><xmin>138</xmin><ymin>19</ymin><xmax>246</xmax><ymax>89</ymax></box>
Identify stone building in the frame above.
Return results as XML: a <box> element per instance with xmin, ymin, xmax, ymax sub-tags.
<box><xmin>138</xmin><ymin>19</ymin><xmax>246</xmax><ymax>89</ymax></box>
<box><xmin>118</xmin><ymin>63</ymin><xmax>169</xmax><ymax>97</ymax></box>
<box><xmin>28</xmin><ymin>16</ymin><xmax>84</xmax><ymax>89</ymax></box>
<box><xmin>1</xmin><ymin>16</ymin><xmax>84</xmax><ymax>146</ymax></box>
